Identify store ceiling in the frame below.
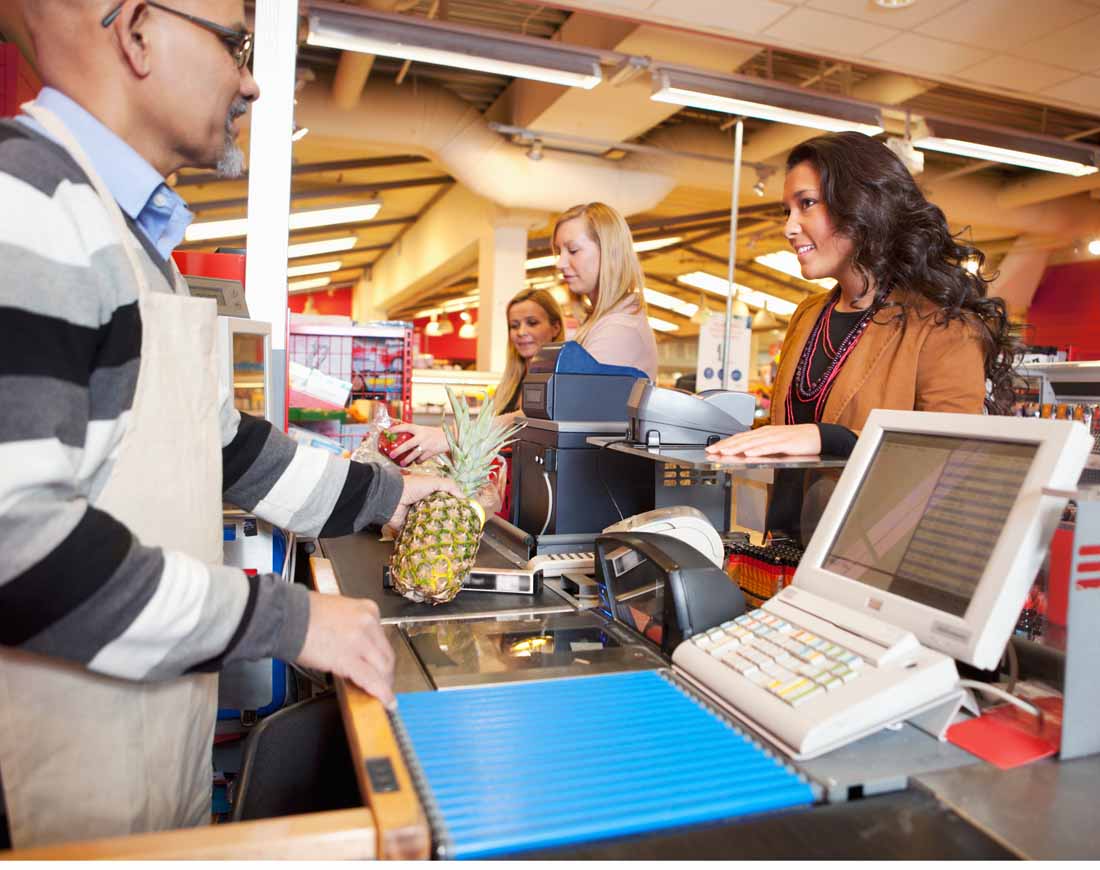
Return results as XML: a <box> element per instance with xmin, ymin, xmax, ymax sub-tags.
<box><xmin>174</xmin><ymin>0</ymin><xmax>1100</xmax><ymax>338</ymax></box>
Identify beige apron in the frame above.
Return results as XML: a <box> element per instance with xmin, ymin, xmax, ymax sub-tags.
<box><xmin>0</xmin><ymin>103</ymin><xmax>223</xmax><ymax>847</ymax></box>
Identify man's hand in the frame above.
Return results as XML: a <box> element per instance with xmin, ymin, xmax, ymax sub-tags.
<box><xmin>387</xmin><ymin>471</ymin><xmax>463</xmax><ymax>529</ymax></box>
<box><xmin>388</xmin><ymin>423</ymin><xmax>450</xmax><ymax>466</ymax></box>
<box><xmin>705</xmin><ymin>423</ymin><xmax>822</xmax><ymax>457</ymax></box>
<box><xmin>296</xmin><ymin>592</ymin><xmax>396</xmax><ymax>708</ymax></box>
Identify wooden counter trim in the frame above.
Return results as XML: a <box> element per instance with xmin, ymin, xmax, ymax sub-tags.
<box><xmin>309</xmin><ymin>556</ymin><xmax>432</xmax><ymax>860</ymax></box>
<box><xmin>0</xmin><ymin>808</ymin><xmax>377</xmax><ymax>860</ymax></box>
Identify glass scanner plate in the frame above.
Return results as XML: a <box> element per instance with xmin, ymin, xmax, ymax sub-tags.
<box><xmin>401</xmin><ymin>611</ymin><xmax>666</xmax><ymax>689</ymax></box>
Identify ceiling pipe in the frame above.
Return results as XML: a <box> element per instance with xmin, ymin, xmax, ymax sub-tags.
<box><xmin>297</xmin><ymin>80</ymin><xmax>677</xmax><ymax>215</ymax></box>
<box><xmin>330</xmin><ymin>0</ymin><xmax>409</xmax><ymax>110</ymax></box>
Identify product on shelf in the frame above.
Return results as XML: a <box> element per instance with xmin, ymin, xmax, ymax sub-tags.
<box><xmin>726</xmin><ymin>540</ymin><xmax>803</xmax><ymax>603</ymax></box>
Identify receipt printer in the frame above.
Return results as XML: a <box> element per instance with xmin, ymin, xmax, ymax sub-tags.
<box><xmin>522</xmin><ymin>341</ymin><xmax>647</xmax><ymax>422</ymax></box>
<box><xmin>627</xmin><ymin>381</ymin><xmax>755</xmax><ymax>447</ymax></box>
<box><xmin>594</xmin><ymin>531</ymin><xmax>745</xmax><ymax>655</ymax></box>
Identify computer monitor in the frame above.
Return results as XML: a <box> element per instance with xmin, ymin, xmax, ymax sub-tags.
<box><xmin>796</xmin><ymin>410</ymin><xmax>1092</xmax><ymax>670</ymax></box>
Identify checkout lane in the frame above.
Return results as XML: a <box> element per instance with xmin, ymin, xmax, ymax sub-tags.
<box><xmin>312</xmin><ymin>341</ymin><xmax>1099</xmax><ymax>858</ymax></box>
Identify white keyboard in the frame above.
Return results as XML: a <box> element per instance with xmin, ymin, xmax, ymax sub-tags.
<box><xmin>672</xmin><ymin>595</ymin><xmax>960</xmax><ymax>759</ymax></box>
<box><xmin>527</xmin><ymin>551</ymin><xmax>595</xmax><ymax>577</ymax></box>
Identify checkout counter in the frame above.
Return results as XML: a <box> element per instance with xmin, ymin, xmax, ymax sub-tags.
<box><xmin>9</xmin><ymin>364</ymin><xmax>1100</xmax><ymax>860</ymax></box>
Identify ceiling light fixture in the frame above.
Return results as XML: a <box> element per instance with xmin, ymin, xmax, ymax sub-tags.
<box><xmin>424</xmin><ymin>315</ymin><xmax>442</xmax><ymax>337</ymax></box>
<box><xmin>644</xmin><ymin>287</ymin><xmax>698</xmax><ymax>318</ymax></box>
<box><xmin>291</xmin><ymin>124</ymin><xmax>310</xmax><ymax>142</ymax></box>
<box><xmin>677</xmin><ymin>271</ymin><xmax>798</xmax><ymax>316</ymax></box>
<box><xmin>1088</xmin><ymin>239</ymin><xmax>1100</xmax><ymax>256</ymax></box>
<box><xmin>306</xmin><ymin>2</ymin><xmax>603</xmax><ymax>89</ymax></box>
<box><xmin>648</xmin><ymin>316</ymin><xmax>679</xmax><ymax>333</ymax></box>
<box><xmin>287</xmin><ymin>236</ymin><xmax>358</xmax><ymax>259</ymax></box>
<box><xmin>913</xmin><ymin>116</ymin><xmax>1099</xmax><ymax>177</ymax></box>
<box><xmin>458</xmin><ymin>311</ymin><xmax>478</xmax><ymax>339</ymax></box>
<box><xmin>288</xmin><ymin>276</ymin><xmax>332</xmax><ymax>293</ymax></box>
<box><xmin>754</xmin><ymin>250</ymin><xmax>837</xmax><ymax>289</ymax></box>
<box><xmin>651</xmin><ymin>68</ymin><xmax>884</xmax><ymax>136</ymax></box>
<box><xmin>287</xmin><ymin>260</ymin><xmax>342</xmax><ymax>278</ymax></box>
<box><xmin>186</xmin><ymin>202</ymin><xmax>381</xmax><ymax>242</ymax></box>
<box><xmin>874</xmin><ymin>0</ymin><xmax>916</xmax><ymax>7</ymax></box>
<box><xmin>525</xmin><ymin>236</ymin><xmax>682</xmax><ymax>270</ymax></box>
<box><xmin>526</xmin><ymin>139</ymin><xmax>544</xmax><ymax>161</ymax></box>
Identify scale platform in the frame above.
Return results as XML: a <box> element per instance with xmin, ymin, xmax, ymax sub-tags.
<box><xmin>394</xmin><ymin>670</ymin><xmax>815</xmax><ymax>859</ymax></box>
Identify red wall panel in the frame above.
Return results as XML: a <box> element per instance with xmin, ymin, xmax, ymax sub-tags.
<box><xmin>413</xmin><ymin>310</ymin><xmax>478</xmax><ymax>363</ymax></box>
<box><xmin>0</xmin><ymin>44</ymin><xmax>40</xmax><ymax>118</ymax></box>
<box><xmin>1026</xmin><ymin>261</ymin><xmax>1100</xmax><ymax>360</ymax></box>
<box><xmin>288</xmin><ymin>286</ymin><xmax>353</xmax><ymax>316</ymax></box>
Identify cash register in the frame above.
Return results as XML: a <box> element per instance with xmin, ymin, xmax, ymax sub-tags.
<box><xmin>511</xmin><ymin>342</ymin><xmax>653</xmax><ymax>537</ymax></box>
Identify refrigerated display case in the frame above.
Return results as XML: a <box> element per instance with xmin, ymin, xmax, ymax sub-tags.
<box><xmin>217</xmin><ymin>316</ymin><xmax>274</xmax><ymax>424</ymax></box>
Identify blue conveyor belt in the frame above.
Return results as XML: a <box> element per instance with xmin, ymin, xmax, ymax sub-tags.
<box><xmin>395</xmin><ymin>670</ymin><xmax>814</xmax><ymax>858</ymax></box>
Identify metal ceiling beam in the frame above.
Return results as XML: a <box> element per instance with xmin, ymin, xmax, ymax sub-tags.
<box><xmin>174</xmin><ymin>155</ymin><xmax>430</xmax><ymax>187</ymax></box>
<box><xmin>190</xmin><ymin>175</ymin><xmax>454</xmax><ymax>213</ymax></box>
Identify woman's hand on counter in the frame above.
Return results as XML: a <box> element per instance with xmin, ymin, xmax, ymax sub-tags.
<box><xmin>705</xmin><ymin>423</ymin><xmax>822</xmax><ymax>457</ymax></box>
<box><xmin>387</xmin><ymin>423</ymin><xmax>450</xmax><ymax>465</ymax></box>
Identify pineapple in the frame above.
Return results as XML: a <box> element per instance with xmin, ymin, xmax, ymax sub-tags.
<box><xmin>389</xmin><ymin>387</ymin><xmax>523</xmax><ymax>604</ymax></box>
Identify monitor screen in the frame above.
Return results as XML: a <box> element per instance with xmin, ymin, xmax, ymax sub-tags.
<box><xmin>823</xmin><ymin>432</ymin><xmax>1037</xmax><ymax>617</ymax></box>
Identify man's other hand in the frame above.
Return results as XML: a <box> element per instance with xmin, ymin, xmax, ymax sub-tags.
<box><xmin>296</xmin><ymin>592</ymin><xmax>396</xmax><ymax>708</ymax></box>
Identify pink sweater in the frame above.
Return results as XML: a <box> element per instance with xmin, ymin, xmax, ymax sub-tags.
<box><xmin>579</xmin><ymin>299</ymin><xmax>658</xmax><ymax>380</ymax></box>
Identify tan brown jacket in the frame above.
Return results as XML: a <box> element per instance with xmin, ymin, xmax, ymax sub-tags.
<box><xmin>770</xmin><ymin>290</ymin><xmax>987</xmax><ymax>433</ymax></box>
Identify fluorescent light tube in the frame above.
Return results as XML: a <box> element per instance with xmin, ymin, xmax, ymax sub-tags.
<box><xmin>648</xmin><ymin>316</ymin><xmax>679</xmax><ymax>333</ymax></box>
<box><xmin>525</xmin><ymin>236</ymin><xmax>682</xmax><ymax>271</ymax></box>
<box><xmin>287</xmin><ymin>236</ymin><xmax>358</xmax><ymax>259</ymax></box>
<box><xmin>307</xmin><ymin>3</ymin><xmax>602</xmax><ymax>89</ymax></box>
<box><xmin>754</xmin><ymin>251</ymin><xmax>837</xmax><ymax>289</ymax></box>
<box><xmin>288</xmin><ymin>276</ymin><xmax>332</xmax><ymax>293</ymax></box>
<box><xmin>186</xmin><ymin>203</ymin><xmax>381</xmax><ymax>242</ymax></box>
<box><xmin>287</xmin><ymin>260</ymin><xmax>342</xmax><ymax>278</ymax></box>
<box><xmin>652</xmin><ymin>69</ymin><xmax>883</xmax><ymax>136</ymax></box>
<box><xmin>913</xmin><ymin>116</ymin><xmax>1098</xmax><ymax>176</ymax></box>
<box><xmin>644</xmin><ymin>287</ymin><xmax>698</xmax><ymax>318</ymax></box>
<box><xmin>677</xmin><ymin>271</ymin><xmax>798</xmax><ymax>316</ymax></box>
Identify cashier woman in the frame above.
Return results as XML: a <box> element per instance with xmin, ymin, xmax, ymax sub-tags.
<box><xmin>391</xmin><ymin>201</ymin><xmax>658</xmax><ymax>463</ymax></box>
<box><xmin>706</xmin><ymin>132</ymin><xmax>1017</xmax><ymax>542</ymax></box>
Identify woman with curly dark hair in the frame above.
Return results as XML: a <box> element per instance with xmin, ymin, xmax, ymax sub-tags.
<box><xmin>707</xmin><ymin>131</ymin><xmax>1017</xmax><ymax>542</ymax></box>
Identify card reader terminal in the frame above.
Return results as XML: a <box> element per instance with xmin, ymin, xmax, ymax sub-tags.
<box><xmin>594</xmin><ymin>531</ymin><xmax>746</xmax><ymax>655</ymax></box>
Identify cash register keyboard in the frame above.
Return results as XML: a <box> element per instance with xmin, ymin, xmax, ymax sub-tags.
<box><xmin>673</xmin><ymin>602</ymin><xmax>960</xmax><ymax>759</ymax></box>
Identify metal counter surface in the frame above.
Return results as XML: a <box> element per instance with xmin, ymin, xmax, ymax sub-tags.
<box><xmin>914</xmin><ymin>755</ymin><xmax>1100</xmax><ymax>859</ymax></box>
<box><xmin>506</xmin><ymin>788</ymin><xmax>1014</xmax><ymax>860</ymax></box>
<box><xmin>319</xmin><ymin>531</ymin><xmax>572</xmax><ymax>624</ymax></box>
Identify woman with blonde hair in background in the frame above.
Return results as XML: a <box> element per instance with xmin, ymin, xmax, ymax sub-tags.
<box><xmin>553</xmin><ymin>201</ymin><xmax>658</xmax><ymax>379</ymax></box>
<box><xmin>389</xmin><ymin>288</ymin><xmax>565</xmax><ymax>464</ymax></box>
<box><xmin>495</xmin><ymin>287</ymin><xmax>566</xmax><ymax>415</ymax></box>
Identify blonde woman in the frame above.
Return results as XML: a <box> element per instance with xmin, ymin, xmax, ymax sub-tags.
<box><xmin>389</xmin><ymin>288</ymin><xmax>565</xmax><ymax>464</ymax></box>
<box><xmin>496</xmin><ymin>287</ymin><xmax>566</xmax><ymax>414</ymax></box>
<box><xmin>553</xmin><ymin>201</ymin><xmax>658</xmax><ymax>379</ymax></box>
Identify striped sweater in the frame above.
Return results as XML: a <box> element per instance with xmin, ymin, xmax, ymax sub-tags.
<box><xmin>0</xmin><ymin>120</ymin><xmax>402</xmax><ymax>680</ymax></box>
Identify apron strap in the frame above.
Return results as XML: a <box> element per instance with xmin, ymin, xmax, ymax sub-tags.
<box><xmin>21</xmin><ymin>101</ymin><xmax>154</xmax><ymax>301</ymax></box>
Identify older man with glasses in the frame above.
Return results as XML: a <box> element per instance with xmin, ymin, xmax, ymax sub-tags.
<box><xmin>0</xmin><ymin>0</ymin><xmax>462</xmax><ymax>848</ymax></box>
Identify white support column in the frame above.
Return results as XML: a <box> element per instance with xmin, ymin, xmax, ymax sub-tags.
<box><xmin>477</xmin><ymin>210</ymin><xmax>544</xmax><ymax>375</ymax></box>
<box><xmin>244</xmin><ymin>0</ymin><xmax>298</xmax><ymax>427</ymax></box>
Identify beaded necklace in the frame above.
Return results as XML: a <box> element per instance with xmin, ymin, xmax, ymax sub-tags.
<box><xmin>785</xmin><ymin>292</ymin><xmax>875</xmax><ymax>424</ymax></box>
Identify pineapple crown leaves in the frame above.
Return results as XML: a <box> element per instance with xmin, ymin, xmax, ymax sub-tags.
<box><xmin>439</xmin><ymin>386</ymin><xmax>525</xmax><ymax>499</ymax></box>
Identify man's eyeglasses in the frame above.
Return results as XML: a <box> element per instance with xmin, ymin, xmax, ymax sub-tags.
<box><xmin>102</xmin><ymin>1</ymin><xmax>254</xmax><ymax>70</ymax></box>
